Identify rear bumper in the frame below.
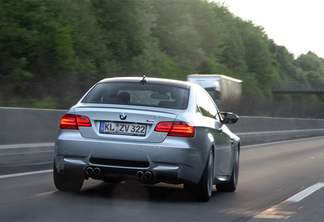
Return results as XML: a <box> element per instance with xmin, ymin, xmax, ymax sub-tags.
<box><xmin>54</xmin><ymin>131</ymin><xmax>206</xmax><ymax>184</ymax></box>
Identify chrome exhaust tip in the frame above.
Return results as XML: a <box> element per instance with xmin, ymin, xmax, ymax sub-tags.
<box><xmin>136</xmin><ymin>171</ymin><xmax>144</xmax><ymax>179</ymax></box>
<box><xmin>144</xmin><ymin>171</ymin><xmax>152</xmax><ymax>179</ymax></box>
<box><xmin>86</xmin><ymin>167</ymin><xmax>93</xmax><ymax>175</ymax></box>
<box><xmin>94</xmin><ymin>167</ymin><xmax>101</xmax><ymax>175</ymax></box>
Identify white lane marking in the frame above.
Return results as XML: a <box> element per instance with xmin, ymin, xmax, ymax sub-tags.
<box><xmin>237</xmin><ymin>128</ymin><xmax>324</xmax><ymax>136</ymax></box>
<box><xmin>0</xmin><ymin>143</ymin><xmax>54</xmax><ymax>149</ymax></box>
<box><xmin>35</xmin><ymin>191</ymin><xmax>56</xmax><ymax>197</ymax></box>
<box><xmin>1</xmin><ymin>135</ymin><xmax>323</xmax><ymax>150</ymax></box>
<box><xmin>256</xmin><ymin>182</ymin><xmax>324</xmax><ymax>219</ymax></box>
<box><xmin>285</xmin><ymin>183</ymin><xmax>324</xmax><ymax>203</ymax></box>
<box><xmin>0</xmin><ymin>151</ymin><xmax>53</xmax><ymax>156</ymax></box>
<box><xmin>0</xmin><ymin>170</ymin><xmax>53</xmax><ymax>179</ymax></box>
<box><xmin>1</xmin><ymin>161</ymin><xmax>53</xmax><ymax>168</ymax></box>
<box><xmin>241</xmin><ymin>136</ymin><xmax>324</xmax><ymax>148</ymax></box>
<box><xmin>0</xmin><ymin>107</ymin><xmax>67</xmax><ymax>112</ymax></box>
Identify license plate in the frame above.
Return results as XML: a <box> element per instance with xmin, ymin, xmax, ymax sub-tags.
<box><xmin>99</xmin><ymin>122</ymin><xmax>146</xmax><ymax>136</ymax></box>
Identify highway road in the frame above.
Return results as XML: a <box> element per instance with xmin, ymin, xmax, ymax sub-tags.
<box><xmin>0</xmin><ymin>137</ymin><xmax>324</xmax><ymax>221</ymax></box>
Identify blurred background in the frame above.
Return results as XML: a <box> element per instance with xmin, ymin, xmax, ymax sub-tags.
<box><xmin>1</xmin><ymin>0</ymin><xmax>324</xmax><ymax>118</ymax></box>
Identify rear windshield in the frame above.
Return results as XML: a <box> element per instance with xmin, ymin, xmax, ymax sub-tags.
<box><xmin>82</xmin><ymin>82</ymin><xmax>189</xmax><ymax>109</ymax></box>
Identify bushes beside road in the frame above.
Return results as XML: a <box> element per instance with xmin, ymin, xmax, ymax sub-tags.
<box><xmin>1</xmin><ymin>0</ymin><xmax>324</xmax><ymax>112</ymax></box>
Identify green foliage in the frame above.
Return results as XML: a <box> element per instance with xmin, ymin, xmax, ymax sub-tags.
<box><xmin>211</xmin><ymin>4</ymin><xmax>247</xmax><ymax>78</ymax></box>
<box><xmin>239</xmin><ymin>73</ymin><xmax>264</xmax><ymax>97</ymax></box>
<box><xmin>31</xmin><ymin>96</ymin><xmax>57</xmax><ymax>109</ymax></box>
<box><xmin>197</xmin><ymin>59</ymin><xmax>232</xmax><ymax>76</ymax></box>
<box><xmin>152</xmin><ymin>0</ymin><xmax>221</xmax><ymax>73</ymax></box>
<box><xmin>0</xmin><ymin>0</ymin><xmax>323</xmax><ymax>109</ymax></box>
<box><xmin>129</xmin><ymin>40</ymin><xmax>186</xmax><ymax>79</ymax></box>
<box><xmin>296</xmin><ymin>52</ymin><xmax>324</xmax><ymax>82</ymax></box>
<box><xmin>238</xmin><ymin>20</ymin><xmax>278</xmax><ymax>97</ymax></box>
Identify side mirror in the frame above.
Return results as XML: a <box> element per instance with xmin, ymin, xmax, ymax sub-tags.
<box><xmin>221</xmin><ymin>112</ymin><xmax>239</xmax><ymax>124</ymax></box>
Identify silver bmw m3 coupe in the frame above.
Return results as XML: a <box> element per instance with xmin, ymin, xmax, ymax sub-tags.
<box><xmin>54</xmin><ymin>76</ymin><xmax>240</xmax><ymax>201</ymax></box>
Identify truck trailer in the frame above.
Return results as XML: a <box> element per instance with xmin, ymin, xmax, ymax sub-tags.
<box><xmin>187</xmin><ymin>74</ymin><xmax>242</xmax><ymax>101</ymax></box>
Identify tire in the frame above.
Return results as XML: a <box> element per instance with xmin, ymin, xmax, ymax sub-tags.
<box><xmin>53</xmin><ymin>160</ymin><xmax>84</xmax><ymax>192</ymax></box>
<box><xmin>185</xmin><ymin>149</ymin><xmax>214</xmax><ymax>202</ymax></box>
<box><xmin>216</xmin><ymin>146</ymin><xmax>239</xmax><ymax>192</ymax></box>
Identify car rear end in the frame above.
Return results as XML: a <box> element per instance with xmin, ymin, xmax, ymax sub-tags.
<box><xmin>54</xmin><ymin>77</ymin><xmax>205</xmax><ymax>185</ymax></box>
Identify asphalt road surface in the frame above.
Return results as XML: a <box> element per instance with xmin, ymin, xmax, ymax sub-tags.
<box><xmin>0</xmin><ymin>137</ymin><xmax>324</xmax><ymax>221</ymax></box>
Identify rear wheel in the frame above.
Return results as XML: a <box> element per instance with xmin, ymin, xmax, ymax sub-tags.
<box><xmin>216</xmin><ymin>146</ymin><xmax>239</xmax><ymax>192</ymax></box>
<box><xmin>53</xmin><ymin>160</ymin><xmax>84</xmax><ymax>192</ymax></box>
<box><xmin>185</xmin><ymin>149</ymin><xmax>214</xmax><ymax>202</ymax></box>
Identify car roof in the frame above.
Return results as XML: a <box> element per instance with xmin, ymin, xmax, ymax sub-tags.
<box><xmin>98</xmin><ymin>77</ymin><xmax>193</xmax><ymax>89</ymax></box>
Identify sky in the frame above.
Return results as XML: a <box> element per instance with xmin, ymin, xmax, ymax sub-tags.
<box><xmin>219</xmin><ymin>0</ymin><xmax>324</xmax><ymax>59</ymax></box>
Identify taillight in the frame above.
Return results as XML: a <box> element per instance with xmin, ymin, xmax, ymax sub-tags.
<box><xmin>168</xmin><ymin>122</ymin><xmax>195</xmax><ymax>137</ymax></box>
<box><xmin>60</xmin><ymin>114</ymin><xmax>91</xmax><ymax>129</ymax></box>
<box><xmin>155</xmin><ymin>121</ymin><xmax>195</xmax><ymax>137</ymax></box>
<box><xmin>154</xmin><ymin>122</ymin><xmax>173</xmax><ymax>132</ymax></box>
<box><xmin>60</xmin><ymin>114</ymin><xmax>78</xmax><ymax>129</ymax></box>
<box><xmin>76</xmin><ymin>115</ymin><xmax>91</xmax><ymax>127</ymax></box>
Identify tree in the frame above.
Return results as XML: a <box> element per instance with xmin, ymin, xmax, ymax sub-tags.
<box><xmin>211</xmin><ymin>3</ymin><xmax>247</xmax><ymax>79</ymax></box>
<box><xmin>1</xmin><ymin>0</ymin><xmax>323</xmax><ymax>109</ymax></box>
<box><xmin>152</xmin><ymin>0</ymin><xmax>221</xmax><ymax>74</ymax></box>
<box><xmin>237</xmin><ymin>19</ymin><xmax>278</xmax><ymax>97</ymax></box>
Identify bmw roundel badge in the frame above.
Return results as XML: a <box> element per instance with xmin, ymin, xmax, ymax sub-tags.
<box><xmin>119</xmin><ymin>113</ymin><xmax>127</xmax><ymax>120</ymax></box>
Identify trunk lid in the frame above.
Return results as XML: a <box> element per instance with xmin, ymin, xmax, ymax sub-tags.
<box><xmin>74</xmin><ymin>105</ymin><xmax>181</xmax><ymax>143</ymax></box>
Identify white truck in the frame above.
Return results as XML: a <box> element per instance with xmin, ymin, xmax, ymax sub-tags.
<box><xmin>187</xmin><ymin>74</ymin><xmax>242</xmax><ymax>101</ymax></box>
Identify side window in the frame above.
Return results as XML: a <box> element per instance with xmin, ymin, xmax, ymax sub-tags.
<box><xmin>196</xmin><ymin>89</ymin><xmax>218</xmax><ymax>118</ymax></box>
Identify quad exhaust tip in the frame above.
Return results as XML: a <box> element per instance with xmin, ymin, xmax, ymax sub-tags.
<box><xmin>94</xmin><ymin>167</ymin><xmax>101</xmax><ymax>175</ymax></box>
<box><xmin>86</xmin><ymin>167</ymin><xmax>94</xmax><ymax>175</ymax></box>
<box><xmin>136</xmin><ymin>171</ymin><xmax>144</xmax><ymax>178</ymax></box>
<box><xmin>136</xmin><ymin>170</ymin><xmax>153</xmax><ymax>179</ymax></box>
<box><xmin>86</xmin><ymin>167</ymin><xmax>152</xmax><ymax>179</ymax></box>
<box><xmin>86</xmin><ymin>167</ymin><xmax>101</xmax><ymax>175</ymax></box>
<box><xmin>144</xmin><ymin>171</ymin><xmax>152</xmax><ymax>179</ymax></box>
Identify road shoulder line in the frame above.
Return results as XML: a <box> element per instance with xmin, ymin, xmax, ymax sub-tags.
<box><xmin>285</xmin><ymin>182</ymin><xmax>324</xmax><ymax>203</ymax></box>
<box><xmin>0</xmin><ymin>170</ymin><xmax>53</xmax><ymax>179</ymax></box>
<box><xmin>0</xmin><ymin>143</ymin><xmax>54</xmax><ymax>149</ymax></box>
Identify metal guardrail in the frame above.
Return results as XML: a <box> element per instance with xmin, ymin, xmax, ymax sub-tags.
<box><xmin>272</xmin><ymin>82</ymin><xmax>324</xmax><ymax>94</ymax></box>
<box><xmin>2</xmin><ymin>108</ymin><xmax>324</xmax><ymax>167</ymax></box>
